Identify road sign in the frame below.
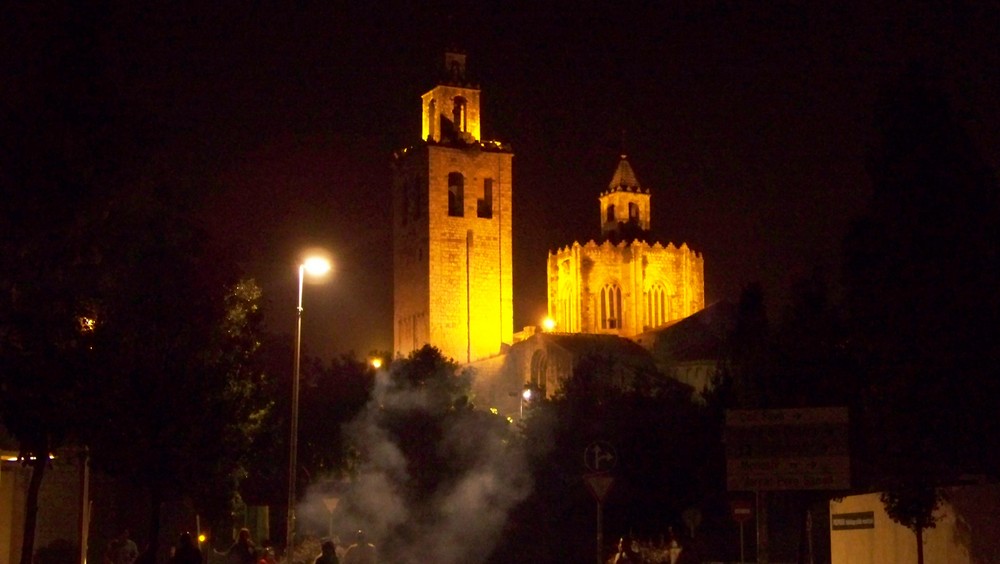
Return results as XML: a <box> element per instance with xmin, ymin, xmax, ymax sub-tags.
<box><xmin>726</xmin><ymin>407</ymin><xmax>850</xmax><ymax>491</ymax></box>
<box><xmin>584</xmin><ymin>441</ymin><xmax>617</xmax><ymax>473</ymax></box>
<box><xmin>730</xmin><ymin>499</ymin><xmax>753</xmax><ymax>523</ymax></box>
<box><xmin>584</xmin><ymin>473</ymin><xmax>614</xmax><ymax>502</ymax></box>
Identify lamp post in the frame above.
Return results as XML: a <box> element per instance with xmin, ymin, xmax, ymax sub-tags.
<box><xmin>287</xmin><ymin>256</ymin><xmax>331</xmax><ymax>553</ymax></box>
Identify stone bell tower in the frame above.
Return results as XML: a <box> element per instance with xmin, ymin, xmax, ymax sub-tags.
<box><xmin>392</xmin><ymin>51</ymin><xmax>514</xmax><ymax>363</ymax></box>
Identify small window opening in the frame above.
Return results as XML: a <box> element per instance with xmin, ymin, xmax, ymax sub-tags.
<box><xmin>453</xmin><ymin>97</ymin><xmax>467</xmax><ymax>133</ymax></box>
<box><xmin>448</xmin><ymin>172</ymin><xmax>464</xmax><ymax>217</ymax></box>
<box><xmin>477</xmin><ymin>178</ymin><xmax>493</xmax><ymax>218</ymax></box>
<box><xmin>606</xmin><ymin>204</ymin><xmax>615</xmax><ymax>223</ymax></box>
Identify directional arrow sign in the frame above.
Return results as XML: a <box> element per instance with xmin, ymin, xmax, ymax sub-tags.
<box><xmin>584</xmin><ymin>441</ymin><xmax>617</xmax><ymax>473</ymax></box>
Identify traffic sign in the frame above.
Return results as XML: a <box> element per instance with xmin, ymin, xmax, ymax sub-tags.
<box><xmin>584</xmin><ymin>441</ymin><xmax>617</xmax><ymax>473</ymax></box>
<box><xmin>731</xmin><ymin>499</ymin><xmax>753</xmax><ymax>523</ymax></box>
<box><xmin>584</xmin><ymin>473</ymin><xmax>614</xmax><ymax>502</ymax></box>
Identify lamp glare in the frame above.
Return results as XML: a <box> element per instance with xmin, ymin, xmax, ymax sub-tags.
<box><xmin>303</xmin><ymin>257</ymin><xmax>331</xmax><ymax>276</ymax></box>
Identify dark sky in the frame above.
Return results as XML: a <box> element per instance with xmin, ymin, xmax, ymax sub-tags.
<box><xmin>9</xmin><ymin>2</ymin><xmax>1000</xmax><ymax>360</ymax></box>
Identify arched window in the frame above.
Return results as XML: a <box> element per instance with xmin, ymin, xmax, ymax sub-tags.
<box><xmin>600</xmin><ymin>283</ymin><xmax>622</xmax><ymax>330</ymax></box>
<box><xmin>628</xmin><ymin>202</ymin><xmax>639</xmax><ymax>220</ymax></box>
<box><xmin>427</xmin><ymin>99</ymin><xmax>437</xmax><ymax>140</ymax></box>
<box><xmin>646</xmin><ymin>283</ymin><xmax>667</xmax><ymax>328</ymax></box>
<box><xmin>453</xmin><ymin>96</ymin><xmax>467</xmax><ymax>133</ymax></box>
<box><xmin>530</xmin><ymin>350</ymin><xmax>547</xmax><ymax>392</ymax></box>
<box><xmin>606</xmin><ymin>204</ymin><xmax>615</xmax><ymax>223</ymax></box>
<box><xmin>477</xmin><ymin>178</ymin><xmax>493</xmax><ymax>218</ymax></box>
<box><xmin>448</xmin><ymin>172</ymin><xmax>464</xmax><ymax>217</ymax></box>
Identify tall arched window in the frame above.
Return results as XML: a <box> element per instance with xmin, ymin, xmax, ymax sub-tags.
<box><xmin>646</xmin><ymin>283</ymin><xmax>667</xmax><ymax>328</ymax></box>
<box><xmin>530</xmin><ymin>350</ymin><xmax>548</xmax><ymax>392</ymax></box>
<box><xmin>606</xmin><ymin>204</ymin><xmax>615</xmax><ymax>223</ymax></box>
<box><xmin>628</xmin><ymin>202</ymin><xmax>639</xmax><ymax>220</ymax></box>
<box><xmin>427</xmin><ymin>99</ymin><xmax>437</xmax><ymax>140</ymax></box>
<box><xmin>452</xmin><ymin>96</ymin><xmax>467</xmax><ymax>132</ymax></box>
<box><xmin>448</xmin><ymin>172</ymin><xmax>464</xmax><ymax>217</ymax></box>
<box><xmin>600</xmin><ymin>284</ymin><xmax>622</xmax><ymax>330</ymax></box>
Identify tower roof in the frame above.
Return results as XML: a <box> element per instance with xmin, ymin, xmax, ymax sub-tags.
<box><xmin>608</xmin><ymin>155</ymin><xmax>641</xmax><ymax>191</ymax></box>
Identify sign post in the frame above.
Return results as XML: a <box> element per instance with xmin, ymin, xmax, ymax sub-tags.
<box><xmin>584</xmin><ymin>474</ymin><xmax>614</xmax><ymax>564</ymax></box>
<box><xmin>584</xmin><ymin>442</ymin><xmax>617</xmax><ymax>564</ymax></box>
<box><xmin>726</xmin><ymin>408</ymin><xmax>849</xmax><ymax>564</ymax></box>
<box><xmin>731</xmin><ymin>498</ymin><xmax>753</xmax><ymax>563</ymax></box>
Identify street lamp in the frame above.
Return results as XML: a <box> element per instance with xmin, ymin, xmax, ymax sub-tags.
<box><xmin>287</xmin><ymin>256</ymin><xmax>331</xmax><ymax>552</ymax></box>
<box><xmin>520</xmin><ymin>384</ymin><xmax>533</xmax><ymax>420</ymax></box>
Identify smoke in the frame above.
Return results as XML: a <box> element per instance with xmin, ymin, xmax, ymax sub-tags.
<box><xmin>300</xmin><ymin>365</ymin><xmax>533</xmax><ymax>564</ymax></box>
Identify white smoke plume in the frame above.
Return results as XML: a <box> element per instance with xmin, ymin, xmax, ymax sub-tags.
<box><xmin>300</xmin><ymin>364</ymin><xmax>533</xmax><ymax>564</ymax></box>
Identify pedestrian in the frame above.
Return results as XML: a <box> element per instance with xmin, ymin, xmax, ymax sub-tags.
<box><xmin>314</xmin><ymin>540</ymin><xmax>339</xmax><ymax>564</ymax></box>
<box><xmin>112</xmin><ymin>529</ymin><xmax>139</xmax><ymax>564</ymax></box>
<box><xmin>226</xmin><ymin>528</ymin><xmax>257</xmax><ymax>564</ymax></box>
<box><xmin>257</xmin><ymin>545</ymin><xmax>277</xmax><ymax>564</ymax></box>
<box><xmin>342</xmin><ymin>530</ymin><xmax>376</xmax><ymax>564</ymax></box>
<box><xmin>169</xmin><ymin>533</ymin><xmax>202</xmax><ymax>564</ymax></box>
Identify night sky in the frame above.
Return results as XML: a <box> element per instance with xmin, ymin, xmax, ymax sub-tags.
<box><xmin>9</xmin><ymin>2</ymin><xmax>1000</xmax><ymax>360</ymax></box>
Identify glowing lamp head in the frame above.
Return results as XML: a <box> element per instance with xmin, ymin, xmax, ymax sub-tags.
<box><xmin>542</xmin><ymin>316</ymin><xmax>556</xmax><ymax>332</ymax></box>
<box><xmin>197</xmin><ymin>534</ymin><xmax>206</xmax><ymax>543</ymax></box>
<box><xmin>522</xmin><ymin>387</ymin><xmax>532</xmax><ymax>401</ymax></box>
<box><xmin>302</xmin><ymin>257</ymin><xmax>332</xmax><ymax>277</ymax></box>
<box><xmin>370</xmin><ymin>357</ymin><xmax>383</xmax><ymax>369</ymax></box>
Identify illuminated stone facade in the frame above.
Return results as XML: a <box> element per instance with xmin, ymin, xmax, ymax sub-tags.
<box><xmin>547</xmin><ymin>156</ymin><xmax>704</xmax><ymax>337</ymax></box>
<box><xmin>393</xmin><ymin>52</ymin><xmax>513</xmax><ymax>364</ymax></box>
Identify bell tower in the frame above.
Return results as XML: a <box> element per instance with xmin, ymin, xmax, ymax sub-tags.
<box><xmin>599</xmin><ymin>155</ymin><xmax>651</xmax><ymax>238</ymax></box>
<box><xmin>392</xmin><ymin>51</ymin><xmax>514</xmax><ymax>363</ymax></box>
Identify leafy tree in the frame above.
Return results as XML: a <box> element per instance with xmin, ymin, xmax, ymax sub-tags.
<box><xmin>338</xmin><ymin>345</ymin><xmax>525</xmax><ymax>564</ymax></box>
<box><xmin>844</xmin><ymin>63</ymin><xmax>1000</xmax><ymax>561</ymax></box>
<box><xmin>880</xmin><ymin>482</ymin><xmax>940</xmax><ymax>564</ymax></box>
<box><xmin>298</xmin><ymin>354</ymin><xmax>376</xmax><ymax>479</ymax></box>
<box><xmin>495</xmin><ymin>354</ymin><xmax>723</xmax><ymax>563</ymax></box>
<box><xmin>82</xmin><ymin>189</ymin><xmax>271</xmax><ymax>560</ymax></box>
<box><xmin>0</xmin><ymin>4</ymin><xmax>149</xmax><ymax>561</ymax></box>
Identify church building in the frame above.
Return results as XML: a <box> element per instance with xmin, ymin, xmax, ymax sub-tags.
<box><xmin>393</xmin><ymin>52</ymin><xmax>708</xmax><ymax>410</ymax></box>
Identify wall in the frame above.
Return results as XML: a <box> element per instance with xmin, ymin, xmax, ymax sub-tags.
<box><xmin>548</xmin><ymin>240</ymin><xmax>704</xmax><ymax>338</ymax></box>
<box><xmin>830</xmin><ymin>485</ymin><xmax>1000</xmax><ymax>564</ymax></box>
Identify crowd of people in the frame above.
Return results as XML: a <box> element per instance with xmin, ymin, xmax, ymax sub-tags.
<box><xmin>158</xmin><ymin>527</ymin><xmax>377</xmax><ymax>564</ymax></box>
<box><xmin>101</xmin><ymin>523</ymin><xmax>381</xmax><ymax>564</ymax></box>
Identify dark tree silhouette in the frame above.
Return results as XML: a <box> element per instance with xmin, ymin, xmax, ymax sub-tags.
<box><xmin>494</xmin><ymin>354</ymin><xmax>723</xmax><ymax>564</ymax></box>
<box><xmin>0</xmin><ymin>4</ymin><xmax>153</xmax><ymax>561</ymax></box>
<box><xmin>844</xmin><ymin>63</ymin><xmax>1000</xmax><ymax>563</ymax></box>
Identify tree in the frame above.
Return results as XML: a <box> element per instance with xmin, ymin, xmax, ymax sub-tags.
<box><xmin>844</xmin><ymin>63</ymin><xmax>1000</xmax><ymax>561</ymax></box>
<box><xmin>0</xmin><ymin>4</ymin><xmax>147</xmax><ymax>560</ymax></box>
<box><xmin>298</xmin><ymin>354</ymin><xmax>376</xmax><ymax>479</ymax></box>
<box><xmin>880</xmin><ymin>482</ymin><xmax>940</xmax><ymax>564</ymax></box>
<box><xmin>336</xmin><ymin>345</ymin><xmax>528</xmax><ymax>564</ymax></box>
<box><xmin>82</xmin><ymin>188</ymin><xmax>271</xmax><ymax>560</ymax></box>
<box><xmin>495</xmin><ymin>353</ymin><xmax>722</xmax><ymax>563</ymax></box>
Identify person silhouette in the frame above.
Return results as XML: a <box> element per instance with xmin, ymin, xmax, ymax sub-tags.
<box><xmin>342</xmin><ymin>531</ymin><xmax>375</xmax><ymax>564</ymax></box>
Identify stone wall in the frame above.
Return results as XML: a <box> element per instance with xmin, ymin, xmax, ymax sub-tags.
<box><xmin>548</xmin><ymin>239</ymin><xmax>704</xmax><ymax>338</ymax></box>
